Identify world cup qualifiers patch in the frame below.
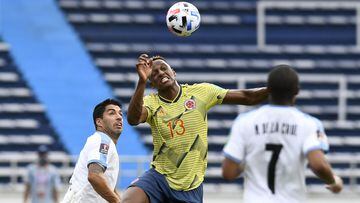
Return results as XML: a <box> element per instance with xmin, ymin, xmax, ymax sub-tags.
<box><xmin>184</xmin><ymin>99</ymin><xmax>196</xmax><ymax>110</ymax></box>
<box><xmin>317</xmin><ymin>130</ymin><xmax>327</xmax><ymax>142</ymax></box>
<box><xmin>99</xmin><ymin>143</ymin><xmax>109</xmax><ymax>154</ymax></box>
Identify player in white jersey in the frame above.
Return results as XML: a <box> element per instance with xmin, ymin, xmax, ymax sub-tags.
<box><xmin>62</xmin><ymin>99</ymin><xmax>123</xmax><ymax>203</ymax></box>
<box><xmin>222</xmin><ymin>65</ymin><xmax>343</xmax><ymax>203</ymax></box>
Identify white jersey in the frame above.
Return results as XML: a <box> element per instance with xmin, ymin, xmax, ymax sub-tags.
<box><xmin>223</xmin><ymin>105</ymin><xmax>329</xmax><ymax>203</ymax></box>
<box><xmin>62</xmin><ymin>131</ymin><xmax>119</xmax><ymax>203</ymax></box>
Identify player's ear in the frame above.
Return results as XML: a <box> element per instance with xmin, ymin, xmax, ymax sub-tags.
<box><xmin>295</xmin><ymin>85</ymin><xmax>299</xmax><ymax>95</ymax></box>
<box><xmin>267</xmin><ymin>85</ymin><xmax>272</xmax><ymax>94</ymax></box>
<box><xmin>172</xmin><ymin>69</ymin><xmax>176</xmax><ymax>77</ymax></box>
<box><xmin>96</xmin><ymin>118</ymin><xmax>103</xmax><ymax>128</ymax></box>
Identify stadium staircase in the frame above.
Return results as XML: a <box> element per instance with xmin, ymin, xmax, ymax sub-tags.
<box><xmin>57</xmin><ymin>0</ymin><xmax>360</xmax><ymax>193</ymax></box>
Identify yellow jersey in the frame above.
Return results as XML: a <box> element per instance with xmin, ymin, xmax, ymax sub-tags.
<box><xmin>143</xmin><ymin>83</ymin><xmax>228</xmax><ymax>191</ymax></box>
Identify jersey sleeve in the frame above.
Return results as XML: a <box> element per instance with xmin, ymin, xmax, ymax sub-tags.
<box><xmin>302</xmin><ymin>119</ymin><xmax>328</xmax><ymax>155</ymax></box>
<box><xmin>86</xmin><ymin>135</ymin><xmax>112</xmax><ymax>170</ymax></box>
<box><xmin>199</xmin><ymin>83</ymin><xmax>228</xmax><ymax>110</ymax></box>
<box><xmin>223</xmin><ymin>116</ymin><xmax>245</xmax><ymax>163</ymax></box>
<box><xmin>313</xmin><ymin>117</ymin><xmax>329</xmax><ymax>152</ymax></box>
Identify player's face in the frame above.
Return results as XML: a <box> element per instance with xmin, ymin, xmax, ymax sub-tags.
<box><xmin>99</xmin><ymin>104</ymin><xmax>123</xmax><ymax>137</ymax></box>
<box><xmin>150</xmin><ymin>60</ymin><xmax>176</xmax><ymax>90</ymax></box>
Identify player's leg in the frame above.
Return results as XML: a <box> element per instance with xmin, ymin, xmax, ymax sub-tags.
<box><xmin>122</xmin><ymin>169</ymin><xmax>167</xmax><ymax>203</ymax></box>
<box><xmin>121</xmin><ymin>186</ymin><xmax>149</xmax><ymax>203</ymax></box>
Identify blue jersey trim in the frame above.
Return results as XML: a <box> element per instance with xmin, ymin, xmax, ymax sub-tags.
<box><xmin>304</xmin><ymin>145</ymin><xmax>323</xmax><ymax>155</ymax></box>
<box><xmin>223</xmin><ymin>151</ymin><xmax>242</xmax><ymax>164</ymax></box>
<box><xmin>88</xmin><ymin>159</ymin><xmax>107</xmax><ymax>170</ymax></box>
<box><xmin>98</xmin><ymin>131</ymin><xmax>111</xmax><ymax>144</ymax></box>
<box><xmin>95</xmin><ymin>131</ymin><xmax>112</xmax><ymax>169</ymax></box>
<box><xmin>99</xmin><ymin>131</ymin><xmax>111</xmax><ymax>163</ymax></box>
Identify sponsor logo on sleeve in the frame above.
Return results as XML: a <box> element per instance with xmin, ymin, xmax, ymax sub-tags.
<box><xmin>317</xmin><ymin>130</ymin><xmax>326</xmax><ymax>141</ymax></box>
<box><xmin>99</xmin><ymin>143</ymin><xmax>109</xmax><ymax>154</ymax></box>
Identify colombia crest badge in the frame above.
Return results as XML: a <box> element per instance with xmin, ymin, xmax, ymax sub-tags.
<box><xmin>184</xmin><ymin>99</ymin><xmax>196</xmax><ymax>110</ymax></box>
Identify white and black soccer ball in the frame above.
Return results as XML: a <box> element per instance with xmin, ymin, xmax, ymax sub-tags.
<box><xmin>166</xmin><ymin>2</ymin><xmax>201</xmax><ymax>37</ymax></box>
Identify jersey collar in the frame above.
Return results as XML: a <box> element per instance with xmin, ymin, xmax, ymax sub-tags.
<box><xmin>158</xmin><ymin>85</ymin><xmax>182</xmax><ymax>103</ymax></box>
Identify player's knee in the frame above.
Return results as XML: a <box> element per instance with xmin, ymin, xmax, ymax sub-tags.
<box><xmin>121</xmin><ymin>187</ymin><xmax>149</xmax><ymax>203</ymax></box>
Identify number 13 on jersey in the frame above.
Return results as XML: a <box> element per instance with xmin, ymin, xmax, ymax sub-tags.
<box><xmin>167</xmin><ymin>119</ymin><xmax>186</xmax><ymax>138</ymax></box>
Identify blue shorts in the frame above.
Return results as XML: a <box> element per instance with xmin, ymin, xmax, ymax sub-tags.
<box><xmin>130</xmin><ymin>168</ymin><xmax>203</xmax><ymax>203</ymax></box>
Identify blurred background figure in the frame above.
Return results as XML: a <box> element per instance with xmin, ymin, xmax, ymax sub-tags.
<box><xmin>23</xmin><ymin>145</ymin><xmax>61</xmax><ymax>203</ymax></box>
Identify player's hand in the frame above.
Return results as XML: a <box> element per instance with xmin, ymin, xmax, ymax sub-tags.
<box><xmin>326</xmin><ymin>175</ymin><xmax>343</xmax><ymax>194</ymax></box>
<box><xmin>136</xmin><ymin>54</ymin><xmax>152</xmax><ymax>83</ymax></box>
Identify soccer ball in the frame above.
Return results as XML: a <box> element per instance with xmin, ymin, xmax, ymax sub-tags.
<box><xmin>166</xmin><ymin>2</ymin><xmax>201</xmax><ymax>37</ymax></box>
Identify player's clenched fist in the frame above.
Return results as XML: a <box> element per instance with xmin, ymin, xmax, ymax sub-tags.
<box><xmin>136</xmin><ymin>54</ymin><xmax>152</xmax><ymax>82</ymax></box>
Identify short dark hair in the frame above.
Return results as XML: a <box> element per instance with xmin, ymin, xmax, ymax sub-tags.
<box><xmin>93</xmin><ymin>98</ymin><xmax>121</xmax><ymax>130</ymax></box>
<box><xmin>267</xmin><ymin>65</ymin><xmax>299</xmax><ymax>103</ymax></box>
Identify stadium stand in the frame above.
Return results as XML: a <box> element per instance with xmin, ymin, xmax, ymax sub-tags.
<box><xmin>57</xmin><ymin>0</ymin><xmax>360</xmax><ymax>193</ymax></box>
<box><xmin>0</xmin><ymin>38</ymin><xmax>71</xmax><ymax>187</ymax></box>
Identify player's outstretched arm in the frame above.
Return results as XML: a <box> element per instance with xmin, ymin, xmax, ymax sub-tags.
<box><xmin>307</xmin><ymin>150</ymin><xmax>343</xmax><ymax>194</ymax></box>
<box><xmin>127</xmin><ymin>54</ymin><xmax>151</xmax><ymax>125</ymax></box>
<box><xmin>222</xmin><ymin>87</ymin><xmax>268</xmax><ymax>105</ymax></box>
<box><xmin>221</xmin><ymin>158</ymin><xmax>245</xmax><ymax>181</ymax></box>
<box><xmin>88</xmin><ymin>163</ymin><xmax>120</xmax><ymax>203</ymax></box>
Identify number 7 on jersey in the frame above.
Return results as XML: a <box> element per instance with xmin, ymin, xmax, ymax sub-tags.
<box><xmin>265</xmin><ymin>144</ymin><xmax>283</xmax><ymax>194</ymax></box>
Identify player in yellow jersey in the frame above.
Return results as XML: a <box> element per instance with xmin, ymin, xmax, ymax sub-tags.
<box><xmin>122</xmin><ymin>54</ymin><xmax>269</xmax><ymax>203</ymax></box>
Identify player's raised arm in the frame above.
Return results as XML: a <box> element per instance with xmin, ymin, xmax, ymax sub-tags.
<box><xmin>127</xmin><ymin>54</ymin><xmax>152</xmax><ymax>125</ymax></box>
<box><xmin>222</xmin><ymin>87</ymin><xmax>269</xmax><ymax>105</ymax></box>
<box><xmin>307</xmin><ymin>150</ymin><xmax>343</xmax><ymax>193</ymax></box>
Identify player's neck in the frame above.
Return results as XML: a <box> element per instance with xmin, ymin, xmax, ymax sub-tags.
<box><xmin>158</xmin><ymin>82</ymin><xmax>180</xmax><ymax>102</ymax></box>
<box><xmin>270</xmin><ymin>96</ymin><xmax>296</xmax><ymax>106</ymax></box>
<box><xmin>270</xmin><ymin>101</ymin><xmax>294</xmax><ymax>106</ymax></box>
<box><xmin>97</xmin><ymin>129</ymin><xmax>119</xmax><ymax>144</ymax></box>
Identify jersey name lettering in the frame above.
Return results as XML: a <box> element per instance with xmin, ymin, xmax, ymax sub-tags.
<box><xmin>255</xmin><ymin>122</ymin><xmax>297</xmax><ymax>136</ymax></box>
